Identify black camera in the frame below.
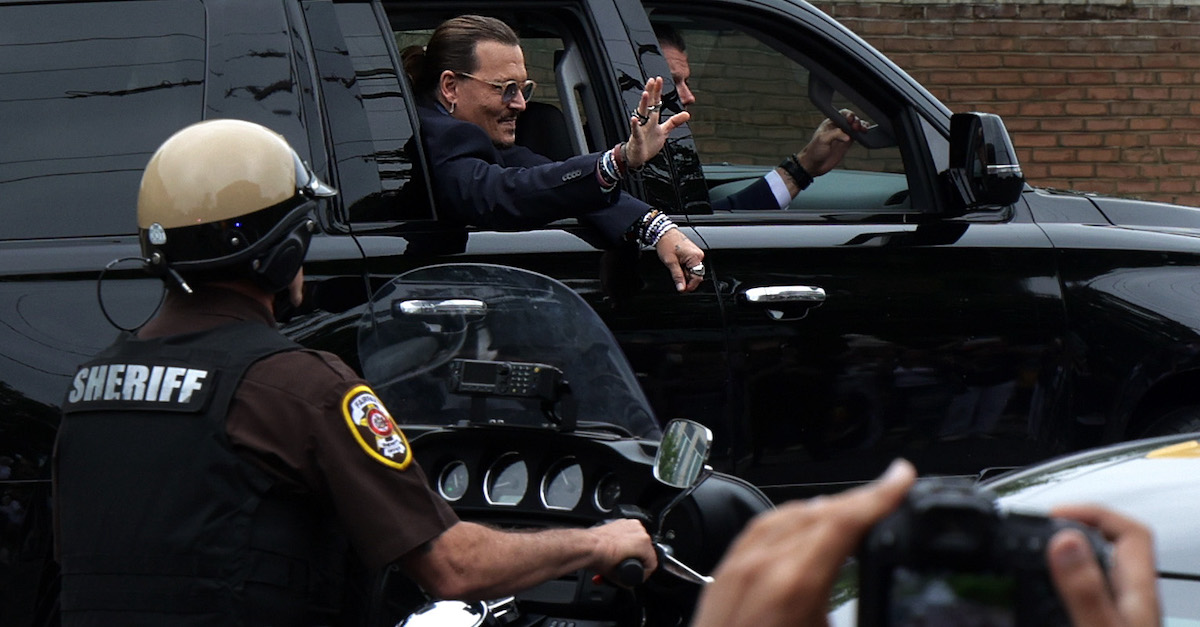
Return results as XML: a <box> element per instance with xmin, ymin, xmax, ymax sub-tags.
<box><xmin>857</xmin><ymin>478</ymin><xmax>1110</xmax><ymax>627</ymax></box>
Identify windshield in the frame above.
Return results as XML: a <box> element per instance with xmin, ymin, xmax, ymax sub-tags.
<box><xmin>357</xmin><ymin>264</ymin><xmax>660</xmax><ymax>438</ymax></box>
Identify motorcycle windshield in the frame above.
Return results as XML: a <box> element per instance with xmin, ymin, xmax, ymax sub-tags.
<box><xmin>357</xmin><ymin>264</ymin><xmax>661</xmax><ymax>439</ymax></box>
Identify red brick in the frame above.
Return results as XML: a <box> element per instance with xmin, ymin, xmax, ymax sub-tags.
<box><xmin>1138</xmin><ymin>164</ymin><xmax>1183</xmax><ymax>179</ymax></box>
<box><xmin>1043</xmin><ymin>117</ymin><xmax>1089</xmax><ymax>132</ymax></box>
<box><xmin>1096</xmin><ymin>164</ymin><xmax>1142</xmax><ymax>179</ymax></box>
<box><xmin>1060</xmin><ymin>134</ymin><xmax>1105</xmax><ymax>147</ymax></box>
<box><xmin>1065</xmin><ymin>102</ymin><xmax>1110</xmax><ymax>116</ymax></box>
<box><xmin>1158</xmin><ymin>180</ymin><xmax>1195</xmax><ymax>194</ymax></box>
<box><xmin>1115</xmin><ymin>180</ymin><xmax>1159</xmax><ymax>194</ymax></box>
<box><xmin>1066</xmin><ymin>71</ymin><xmax>1116</xmax><ymax>85</ymax></box>
<box><xmin>1015</xmin><ymin>133</ymin><xmax>1060</xmax><ymax>148</ymax></box>
<box><xmin>1102</xmin><ymin>133</ymin><xmax>1149</xmax><ymax>147</ymax></box>
<box><xmin>1120</xmin><ymin>149</ymin><xmax>1162</xmax><ymax>163</ymax></box>
<box><xmin>1170</xmin><ymin>117</ymin><xmax>1200</xmax><ymax>131</ymax></box>
<box><xmin>1082</xmin><ymin>180</ymin><xmax>1119</xmax><ymax>195</ymax></box>
<box><xmin>1031</xmin><ymin>148</ymin><xmax>1078</xmax><ymax>163</ymax></box>
<box><xmin>1128</xmin><ymin>118</ymin><xmax>1170</xmax><ymax>131</ymax></box>
<box><xmin>1130</xmin><ymin>87</ymin><xmax>1172</xmax><ymax>101</ymax></box>
<box><xmin>1021</xmin><ymin>163</ymin><xmax>1050</xmax><ymax>179</ymax></box>
<box><xmin>1082</xmin><ymin>119</ymin><xmax>1128</xmax><ymax>132</ymax></box>
<box><xmin>1095</xmin><ymin>56</ymin><xmax>1142</xmax><ymax>70</ymax></box>
<box><xmin>1076</xmin><ymin>148</ymin><xmax>1121</xmax><ymax>162</ymax></box>
<box><xmin>1148</xmin><ymin>102</ymin><xmax>1191</xmax><ymax>116</ymax></box>
<box><xmin>1049</xmin><ymin>163</ymin><xmax>1096</xmax><ymax>177</ymax></box>
<box><xmin>1019</xmin><ymin>101</ymin><xmax>1068</xmax><ymax>117</ymax></box>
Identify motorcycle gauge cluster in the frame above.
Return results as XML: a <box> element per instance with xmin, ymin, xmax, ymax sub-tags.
<box><xmin>433</xmin><ymin>454</ymin><xmax>625</xmax><ymax>515</ymax></box>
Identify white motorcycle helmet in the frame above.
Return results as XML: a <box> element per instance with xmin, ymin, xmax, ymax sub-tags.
<box><xmin>137</xmin><ymin>118</ymin><xmax>336</xmax><ymax>292</ymax></box>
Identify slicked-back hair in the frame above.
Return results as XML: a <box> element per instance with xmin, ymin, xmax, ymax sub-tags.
<box><xmin>653</xmin><ymin>22</ymin><xmax>687</xmax><ymax>53</ymax></box>
<box><xmin>408</xmin><ymin>15</ymin><xmax>521</xmax><ymax>97</ymax></box>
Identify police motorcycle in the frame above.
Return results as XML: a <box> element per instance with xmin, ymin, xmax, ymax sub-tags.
<box><xmin>355</xmin><ymin>264</ymin><xmax>773</xmax><ymax>627</ymax></box>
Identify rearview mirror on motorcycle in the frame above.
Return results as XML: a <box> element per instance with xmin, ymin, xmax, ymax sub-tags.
<box><xmin>654</xmin><ymin>419</ymin><xmax>713</xmax><ymax>489</ymax></box>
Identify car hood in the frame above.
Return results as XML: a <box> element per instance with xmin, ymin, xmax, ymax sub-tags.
<box><xmin>1088</xmin><ymin>195</ymin><xmax>1200</xmax><ymax>237</ymax></box>
<box><xmin>985</xmin><ymin>432</ymin><xmax>1200</xmax><ymax>576</ymax></box>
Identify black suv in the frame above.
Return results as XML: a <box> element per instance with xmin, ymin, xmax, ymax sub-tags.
<box><xmin>5</xmin><ymin>0</ymin><xmax>1200</xmax><ymax>621</ymax></box>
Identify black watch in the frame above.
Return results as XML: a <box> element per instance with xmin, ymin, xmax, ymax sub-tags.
<box><xmin>778</xmin><ymin>155</ymin><xmax>813</xmax><ymax>191</ymax></box>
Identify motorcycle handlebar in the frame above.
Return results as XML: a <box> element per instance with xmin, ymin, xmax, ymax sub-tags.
<box><xmin>611</xmin><ymin>557</ymin><xmax>645</xmax><ymax>587</ymax></box>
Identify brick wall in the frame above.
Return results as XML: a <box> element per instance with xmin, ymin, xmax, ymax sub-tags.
<box><xmin>811</xmin><ymin>1</ymin><xmax>1200</xmax><ymax>207</ymax></box>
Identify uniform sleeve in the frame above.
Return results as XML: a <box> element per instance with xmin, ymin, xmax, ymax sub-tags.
<box><xmin>228</xmin><ymin>349</ymin><xmax>459</xmax><ymax>571</ymax></box>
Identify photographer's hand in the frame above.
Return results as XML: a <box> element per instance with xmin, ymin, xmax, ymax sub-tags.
<box><xmin>690</xmin><ymin>459</ymin><xmax>916</xmax><ymax>627</ymax></box>
<box><xmin>1048</xmin><ymin>505</ymin><xmax>1161</xmax><ymax>627</ymax></box>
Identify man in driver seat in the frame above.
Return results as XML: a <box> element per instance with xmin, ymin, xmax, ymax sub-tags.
<box><xmin>52</xmin><ymin>119</ymin><xmax>656</xmax><ymax>626</ymax></box>
<box><xmin>653</xmin><ymin>23</ymin><xmax>870</xmax><ymax>212</ymax></box>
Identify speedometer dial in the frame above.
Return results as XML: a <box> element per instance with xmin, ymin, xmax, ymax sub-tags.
<box><xmin>594</xmin><ymin>473</ymin><xmax>621</xmax><ymax>513</ymax></box>
<box><xmin>484</xmin><ymin>454</ymin><xmax>527</xmax><ymax>506</ymax></box>
<box><xmin>437</xmin><ymin>461</ymin><xmax>469</xmax><ymax>502</ymax></box>
<box><xmin>541</xmin><ymin>459</ymin><xmax>583</xmax><ymax>510</ymax></box>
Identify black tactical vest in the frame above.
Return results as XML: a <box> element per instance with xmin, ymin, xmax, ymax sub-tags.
<box><xmin>57</xmin><ymin>322</ymin><xmax>346</xmax><ymax>626</ymax></box>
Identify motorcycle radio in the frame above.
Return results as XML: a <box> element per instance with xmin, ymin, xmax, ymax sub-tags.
<box><xmin>449</xmin><ymin>358</ymin><xmax>564</xmax><ymax>400</ymax></box>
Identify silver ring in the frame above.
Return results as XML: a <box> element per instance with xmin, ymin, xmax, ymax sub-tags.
<box><xmin>646</xmin><ymin>102</ymin><xmax>663</xmax><ymax>113</ymax></box>
<box><xmin>632</xmin><ymin>109</ymin><xmax>649</xmax><ymax>126</ymax></box>
<box><xmin>688</xmin><ymin>263</ymin><xmax>706</xmax><ymax>278</ymax></box>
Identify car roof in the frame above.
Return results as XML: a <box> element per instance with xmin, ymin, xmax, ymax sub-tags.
<box><xmin>986</xmin><ymin>432</ymin><xmax>1200</xmax><ymax>576</ymax></box>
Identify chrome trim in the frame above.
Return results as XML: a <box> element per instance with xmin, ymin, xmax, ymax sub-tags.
<box><xmin>483</xmin><ymin>453</ymin><xmax>526</xmax><ymax>507</ymax></box>
<box><xmin>593</xmin><ymin>473</ymin><xmax>621</xmax><ymax>513</ymax></box>
<box><xmin>743</xmin><ymin>285</ymin><xmax>826</xmax><ymax>304</ymax></box>
<box><xmin>436</xmin><ymin>460</ymin><xmax>469</xmax><ymax>503</ymax></box>
<box><xmin>539</xmin><ymin>457</ymin><xmax>583</xmax><ymax>511</ymax></box>
<box><xmin>398</xmin><ymin>298</ymin><xmax>487</xmax><ymax>316</ymax></box>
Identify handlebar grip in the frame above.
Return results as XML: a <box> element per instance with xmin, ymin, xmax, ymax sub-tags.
<box><xmin>612</xmin><ymin>557</ymin><xmax>645</xmax><ymax>587</ymax></box>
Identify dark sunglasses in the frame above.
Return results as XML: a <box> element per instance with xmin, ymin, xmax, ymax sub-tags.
<box><xmin>457</xmin><ymin>72</ymin><xmax>536</xmax><ymax>104</ymax></box>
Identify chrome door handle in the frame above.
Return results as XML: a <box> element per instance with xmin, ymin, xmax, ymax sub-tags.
<box><xmin>743</xmin><ymin>286</ymin><xmax>826</xmax><ymax>304</ymax></box>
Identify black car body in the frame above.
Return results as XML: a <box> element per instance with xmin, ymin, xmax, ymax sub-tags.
<box><xmin>4</xmin><ymin>0</ymin><xmax>1200</xmax><ymax>622</ymax></box>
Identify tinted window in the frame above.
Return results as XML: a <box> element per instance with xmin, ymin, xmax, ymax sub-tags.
<box><xmin>326</xmin><ymin>2</ymin><xmax>426</xmax><ymax>220</ymax></box>
<box><xmin>649</xmin><ymin>12</ymin><xmax>912</xmax><ymax>214</ymax></box>
<box><xmin>0</xmin><ymin>1</ymin><xmax>205</xmax><ymax>240</ymax></box>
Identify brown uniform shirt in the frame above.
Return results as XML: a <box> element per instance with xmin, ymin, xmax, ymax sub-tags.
<box><xmin>139</xmin><ymin>286</ymin><xmax>458</xmax><ymax>571</ymax></box>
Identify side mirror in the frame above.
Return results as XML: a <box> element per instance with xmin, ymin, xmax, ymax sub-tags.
<box><xmin>654</xmin><ymin>419</ymin><xmax>713</xmax><ymax>489</ymax></box>
<box><xmin>948</xmin><ymin>112</ymin><xmax>1025</xmax><ymax>210</ymax></box>
<box><xmin>945</xmin><ymin>112</ymin><xmax>1022</xmax><ymax>210</ymax></box>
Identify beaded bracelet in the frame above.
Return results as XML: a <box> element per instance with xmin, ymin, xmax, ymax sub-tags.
<box><xmin>637</xmin><ymin>209</ymin><xmax>677</xmax><ymax>247</ymax></box>
<box><xmin>596</xmin><ymin>145</ymin><xmax>626</xmax><ymax>191</ymax></box>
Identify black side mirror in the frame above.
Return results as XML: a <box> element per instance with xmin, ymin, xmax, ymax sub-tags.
<box><xmin>948</xmin><ymin>112</ymin><xmax>1025</xmax><ymax>210</ymax></box>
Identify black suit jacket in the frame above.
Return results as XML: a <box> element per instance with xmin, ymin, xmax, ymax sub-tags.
<box><xmin>416</xmin><ymin>103</ymin><xmax>648</xmax><ymax>248</ymax></box>
<box><xmin>712</xmin><ymin>176</ymin><xmax>777</xmax><ymax>212</ymax></box>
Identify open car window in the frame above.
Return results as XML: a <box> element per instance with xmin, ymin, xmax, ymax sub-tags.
<box><xmin>339</xmin><ymin>4</ymin><xmax>611</xmax><ymax>229</ymax></box>
<box><xmin>648</xmin><ymin>12</ymin><xmax>915</xmax><ymax>215</ymax></box>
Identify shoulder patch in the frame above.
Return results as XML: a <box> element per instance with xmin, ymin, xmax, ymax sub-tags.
<box><xmin>341</xmin><ymin>385</ymin><xmax>412</xmax><ymax>470</ymax></box>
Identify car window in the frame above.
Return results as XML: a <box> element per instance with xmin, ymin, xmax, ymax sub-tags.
<box><xmin>0</xmin><ymin>1</ymin><xmax>205</xmax><ymax>240</ymax></box>
<box><xmin>648</xmin><ymin>12</ymin><xmax>915</xmax><ymax>215</ymax></box>
<box><xmin>339</xmin><ymin>4</ymin><xmax>611</xmax><ymax>228</ymax></box>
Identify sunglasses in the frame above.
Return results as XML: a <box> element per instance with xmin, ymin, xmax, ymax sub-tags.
<box><xmin>457</xmin><ymin>72</ymin><xmax>536</xmax><ymax>104</ymax></box>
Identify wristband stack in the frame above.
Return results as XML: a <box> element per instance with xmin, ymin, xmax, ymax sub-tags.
<box><xmin>596</xmin><ymin>142</ymin><xmax>629</xmax><ymax>191</ymax></box>
<box><xmin>778</xmin><ymin>154</ymin><xmax>813</xmax><ymax>191</ymax></box>
<box><xmin>637</xmin><ymin>209</ymin><xmax>677</xmax><ymax>247</ymax></box>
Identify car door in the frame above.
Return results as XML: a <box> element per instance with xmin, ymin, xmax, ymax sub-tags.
<box><xmin>298</xmin><ymin>0</ymin><xmax>732</xmax><ymax>435</ymax></box>
<box><xmin>635</xmin><ymin>0</ymin><xmax>1072</xmax><ymax>495</ymax></box>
